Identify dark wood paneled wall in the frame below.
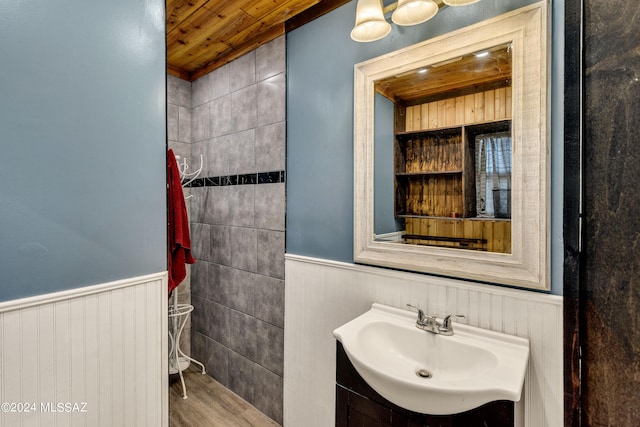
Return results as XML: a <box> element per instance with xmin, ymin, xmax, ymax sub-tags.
<box><xmin>564</xmin><ymin>0</ymin><xmax>582</xmax><ymax>425</ymax></box>
<box><xmin>582</xmin><ymin>0</ymin><xmax>640</xmax><ymax>425</ymax></box>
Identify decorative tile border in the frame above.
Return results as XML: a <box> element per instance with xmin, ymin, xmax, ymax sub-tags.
<box><xmin>185</xmin><ymin>170</ymin><xmax>285</xmax><ymax>187</ymax></box>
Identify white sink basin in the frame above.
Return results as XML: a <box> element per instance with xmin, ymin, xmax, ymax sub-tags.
<box><xmin>333</xmin><ymin>303</ymin><xmax>529</xmax><ymax>415</ymax></box>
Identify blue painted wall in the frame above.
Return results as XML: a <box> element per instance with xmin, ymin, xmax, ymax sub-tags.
<box><xmin>0</xmin><ymin>0</ymin><xmax>167</xmax><ymax>301</ymax></box>
<box><xmin>287</xmin><ymin>0</ymin><xmax>565</xmax><ymax>294</ymax></box>
<box><xmin>374</xmin><ymin>93</ymin><xmax>400</xmax><ymax>236</ymax></box>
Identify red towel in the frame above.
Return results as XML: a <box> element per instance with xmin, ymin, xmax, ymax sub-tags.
<box><xmin>167</xmin><ymin>149</ymin><xmax>196</xmax><ymax>294</ymax></box>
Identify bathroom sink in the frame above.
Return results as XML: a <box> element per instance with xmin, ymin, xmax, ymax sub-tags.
<box><xmin>333</xmin><ymin>303</ymin><xmax>529</xmax><ymax>415</ymax></box>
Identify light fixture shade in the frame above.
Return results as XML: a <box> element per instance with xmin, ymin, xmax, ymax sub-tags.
<box><xmin>350</xmin><ymin>0</ymin><xmax>392</xmax><ymax>42</ymax></box>
<box><xmin>443</xmin><ymin>0</ymin><xmax>481</xmax><ymax>6</ymax></box>
<box><xmin>392</xmin><ymin>0</ymin><xmax>439</xmax><ymax>26</ymax></box>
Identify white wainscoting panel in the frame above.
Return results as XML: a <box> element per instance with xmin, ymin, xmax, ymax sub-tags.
<box><xmin>283</xmin><ymin>255</ymin><xmax>562</xmax><ymax>427</ymax></box>
<box><xmin>0</xmin><ymin>272</ymin><xmax>168</xmax><ymax>427</ymax></box>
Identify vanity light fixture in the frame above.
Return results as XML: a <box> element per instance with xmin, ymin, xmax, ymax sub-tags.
<box><xmin>391</xmin><ymin>0</ymin><xmax>438</xmax><ymax>26</ymax></box>
<box><xmin>350</xmin><ymin>0</ymin><xmax>392</xmax><ymax>42</ymax></box>
<box><xmin>443</xmin><ymin>0</ymin><xmax>481</xmax><ymax>5</ymax></box>
<box><xmin>351</xmin><ymin>0</ymin><xmax>481</xmax><ymax>42</ymax></box>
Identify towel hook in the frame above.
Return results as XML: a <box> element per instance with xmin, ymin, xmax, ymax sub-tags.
<box><xmin>174</xmin><ymin>154</ymin><xmax>203</xmax><ymax>199</ymax></box>
<box><xmin>175</xmin><ymin>154</ymin><xmax>203</xmax><ymax>188</ymax></box>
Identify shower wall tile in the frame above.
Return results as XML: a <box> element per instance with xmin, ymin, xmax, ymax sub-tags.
<box><xmin>191</xmin><ymin>72</ymin><xmax>211</xmax><ymax>108</ymax></box>
<box><xmin>190</xmin><ymin>223</ymin><xmax>211</xmax><ymax>261</ymax></box>
<box><xmin>225</xmin><ymin>268</ymin><xmax>256</xmax><ymax>315</ymax></box>
<box><xmin>210</xmin><ymin>224</ymin><xmax>232</xmax><ymax>266</ymax></box>
<box><xmin>206</xmin><ymin>336</ymin><xmax>230</xmax><ymax>388</ymax></box>
<box><xmin>209</xmin><ymin>94</ymin><xmax>233</xmax><ymax>138</ymax></box>
<box><xmin>168</xmin><ymin>74</ymin><xmax>191</xmax><ymax>108</ymax></box>
<box><xmin>228</xmin><ymin>351</ymin><xmax>257</xmax><ymax>403</ymax></box>
<box><xmin>177</xmin><ymin>273</ymin><xmax>191</xmax><ymax>302</ymax></box>
<box><xmin>208</xmin><ymin>301</ymin><xmax>231</xmax><ymax>347</ymax></box>
<box><xmin>178</xmin><ymin>106</ymin><xmax>191</xmax><ymax>143</ymax></box>
<box><xmin>207</xmin><ymin>186</ymin><xmax>230</xmax><ymax>225</ymax></box>
<box><xmin>229</xmin><ymin>128</ymin><xmax>256</xmax><ymax>174</ymax></box>
<box><xmin>191</xmin><ymin>330</ymin><xmax>206</xmax><ymax>365</ymax></box>
<box><xmin>189</xmin><ymin>140</ymin><xmax>207</xmax><ymax>176</ymax></box>
<box><xmin>190</xmin><ymin>259</ymin><xmax>209</xmax><ymax>300</ymax></box>
<box><xmin>168</xmin><ymin>74</ymin><xmax>193</xmax><ymax>359</ymax></box>
<box><xmin>178</xmin><ymin>265</ymin><xmax>192</xmax><ymax>352</ymax></box>
<box><xmin>187</xmin><ymin>36</ymin><xmax>285</xmax><ymax>425</ymax></box>
<box><xmin>255</xmin><ymin>122</ymin><xmax>286</xmax><ymax>172</ymax></box>
<box><xmin>212</xmin><ymin>265</ymin><xmax>264</xmax><ymax>317</ymax></box>
<box><xmin>209</xmin><ymin>65</ymin><xmax>230</xmax><ymax>101</ymax></box>
<box><xmin>257</xmin><ymin>73</ymin><xmax>285</xmax><ymax>127</ymax></box>
<box><xmin>229</xmin><ymin>185</ymin><xmax>255</xmax><ymax>227</ymax></box>
<box><xmin>257</xmin><ymin>230</ymin><xmax>285</xmax><ymax>279</ymax></box>
<box><xmin>190</xmin><ymin>294</ymin><xmax>210</xmax><ymax>336</ymax></box>
<box><xmin>193</xmin><ymin>65</ymin><xmax>231</xmax><ymax>108</ymax></box>
<box><xmin>229</xmin><ymin>310</ymin><xmax>258</xmax><ymax>361</ymax></box>
<box><xmin>254</xmin><ymin>277</ymin><xmax>284</xmax><ymax>328</ymax></box>
<box><xmin>218</xmin><ymin>134</ymin><xmax>237</xmax><ymax>176</ymax></box>
<box><xmin>253</xmin><ymin>365</ymin><xmax>284</xmax><ymax>425</ymax></box>
<box><xmin>168</xmin><ymin>141</ymin><xmax>191</xmax><ymax>168</ymax></box>
<box><xmin>205</xmin><ymin>138</ymin><xmax>224</xmax><ymax>178</ymax></box>
<box><xmin>205</xmin><ymin>136</ymin><xmax>228</xmax><ymax>177</ymax></box>
<box><xmin>231</xmin><ymin>227</ymin><xmax>258</xmax><ymax>272</ymax></box>
<box><xmin>192</xmin><ymin>103</ymin><xmax>210</xmax><ymax>142</ymax></box>
<box><xmin>231</xmin><ymin>85</ymin><xmax>257</xmax><ymax>133</ymax></box>
<box><xmin>229</xmin><ymin>50</ymin><xmax>256</xmax><ymax>92</ymax></box>
<box><xmin>256</xmin><ymin>36</ymin><xmax>285</xmax><ymax>81</ymax></box>
<box><xmin>179</xmin><ymin>324</ymin><xmax>191</xmax><ymax>360</ymax></box>
<box><xmin>208</xmin><ymin>263</ymin><xmax>225</xmax><ymax>304</ymax></box>
<box><xmin>189</xmin><ymin>186</ymin><xmax>207</xmax><ymax>224</ymax></box>
<box><xmin>256</xmin><ymin>321</ymin><xmax>284</xmax><ymax>376</ymax></box>
<box><xmin>255</xmin><ymin>183</ymin><xmax>285</xmax><ymax>231</ymax></box>
<box><xmin>191</xmin><ymin>332</ymin><xmax>229</xmax><ymax>388</ymax></box>
<box><xmin>168</xmin><ymin>103</ymin><xmax>179</xmax><ymax>140</ymax></box>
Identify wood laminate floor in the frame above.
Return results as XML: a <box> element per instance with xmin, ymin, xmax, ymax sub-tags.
<box><xmin>169</xmin><ymin>367</ymin><xmax>280</xmax><ymax>427</ymax></box>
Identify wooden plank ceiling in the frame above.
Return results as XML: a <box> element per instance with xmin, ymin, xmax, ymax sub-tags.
<box><xmin>375</xmin><ymin>43</ymin><xmax>512</xmax><ymax>105</ymax></box>
<box><xmin>166</xmin><ymin>0</ymin><xmax>350</xmax><ymax>82</ymax></box>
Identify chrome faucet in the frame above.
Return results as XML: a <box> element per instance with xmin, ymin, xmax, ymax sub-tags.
<box><xmin>439</xmin><ymin>314</ymin><xmax>466</xmax><ymax>336</ymax></box>
<box><xmin>405</xmin><ymin>304</ymin><xmax>436</xmax><ymax>331</ymax></box>
<box><xmin>406</xmin><ymin>304</ymin><xmax>465</xmax><ymax>336</ymax></box>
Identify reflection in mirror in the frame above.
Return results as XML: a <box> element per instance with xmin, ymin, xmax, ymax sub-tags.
<box><xmin>355</xmin><ymin>2</ymin><xmax>549</xmax><ymax>289</ymax></box>
<box><xmin>374</xmin><ymin>44</ymin><xmax>513</xmax><ymax>253</ymax></box>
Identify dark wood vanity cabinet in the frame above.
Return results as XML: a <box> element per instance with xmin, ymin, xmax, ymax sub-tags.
<box><xmin>335</xmin><ymin>342</ymin><xmax>514</xmax><ymax>427</ymax></box>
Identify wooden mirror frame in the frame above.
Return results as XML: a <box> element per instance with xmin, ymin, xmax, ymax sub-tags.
<box><xmin>353</xmin><ymin>2</ymin><xmax>550</xmax><ymax>290</ymax></box>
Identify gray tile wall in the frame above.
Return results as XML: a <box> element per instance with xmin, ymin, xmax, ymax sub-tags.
<box><xmin>168</xmin><ymin>75</ymin><xmax>192</xmax><ymax>160</ymax></box>
<box><xmin>167</xmin><ymin>73</ymin><xmax>193</xmax><ymax>357</ymax></box>
<box><xmin>188</xmin><ymin>36</ymin><xmax>286</xmax><ymax>425</ymax></box>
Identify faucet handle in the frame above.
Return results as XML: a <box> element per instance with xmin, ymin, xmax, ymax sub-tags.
<box><xmin>440</xmin><ymin>314</ymin><xmax>466</xmax><ymax>330</ymax></box>
<box><xmin>406</xmin><ymin>304</ymin><xmax>426</xmax><ymax>323</ymax></box>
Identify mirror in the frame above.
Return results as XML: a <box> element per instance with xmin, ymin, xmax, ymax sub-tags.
<box><xmin>374</xmin><ymin>43</ymin><xmax>513</xmax><ymax>253</ymax></box>
<box><xmin>354</xmin><ymin>2</ymin><xmax>550</xmax><ymax>290</ymax></box>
